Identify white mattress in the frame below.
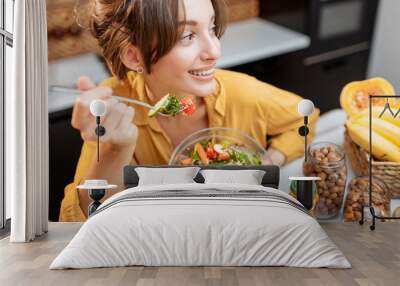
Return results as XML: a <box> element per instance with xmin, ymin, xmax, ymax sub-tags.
<box><xmin>50</xmin><ymin>183</ymin><xmax>351</xmax><ymax>269</ymax></box>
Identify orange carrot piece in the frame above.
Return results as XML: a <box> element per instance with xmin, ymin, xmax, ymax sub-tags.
<box><xmin>195</xmin><ymin>143</ymin><xmax>209</xmax><ymax>165</ymax></box>
<box><xmin>180</xmin><ymin>157</ymin><xmax>193</xmax><ymax>166</ymax></box>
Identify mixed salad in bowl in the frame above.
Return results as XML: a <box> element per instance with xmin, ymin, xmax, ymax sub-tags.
<box><xmin>180</xmin><ymin>140</ymin><xmax>263</xmax><ymax>166</ymax></box>
<box><xmin>169</xmin><ymin>128</ymin><xmax>270</xmax><ymax>166</ymax></box>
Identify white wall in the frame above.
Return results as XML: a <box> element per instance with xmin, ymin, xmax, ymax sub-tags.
<box><xmin>368</xmin><ymin>0</ymin><xmax>400</xmax><ymax>91</ymax></box>
<box><xmin>368</xmin><ymin>0</ymin><xmax>400</xmax><ymax>215</ymax></box>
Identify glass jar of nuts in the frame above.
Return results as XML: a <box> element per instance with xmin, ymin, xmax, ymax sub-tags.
<box><xmin>343</xmin><ymin>176</ymin><xmax>390</xmax><ymax>222</ymax></box>
<box><xmin>303</xmin><ymin>142</ymin><xmax>347</xmax><ymax>219</ymax></box>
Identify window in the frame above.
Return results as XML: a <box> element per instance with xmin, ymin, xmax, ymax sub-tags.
<box><xmin>1</xmin><ymin>0</ymin><xmax>14</xmax><ymax>232</ymax></box>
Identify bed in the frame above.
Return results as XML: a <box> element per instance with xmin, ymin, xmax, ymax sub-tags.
<box><xmin>50</xmin><ymin>165</ymin><xmax>350</xmax><ymax>269</ymax></box>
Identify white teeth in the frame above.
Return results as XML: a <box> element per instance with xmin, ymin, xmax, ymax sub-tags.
<box><xmin>189</xmin><ymin>69</ymin><xmax>214</xmax><ymax>77</ymax></box>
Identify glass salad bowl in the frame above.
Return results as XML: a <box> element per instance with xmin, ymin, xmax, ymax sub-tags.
<box><xmin>169</xmin><ymin>127</ymin><xmax>271</xmax><ymax>166</ymax></box>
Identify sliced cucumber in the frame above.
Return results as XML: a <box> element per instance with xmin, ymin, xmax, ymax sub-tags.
<box><xmin>148</xmin><ymin>94</ymin><xmax>171</xmax><ymax>117</ymax></box>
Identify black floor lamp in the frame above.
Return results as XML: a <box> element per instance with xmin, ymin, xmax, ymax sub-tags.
<box><xmin>297</xmin><ymin>99</ymin><xmax>315</xmax><ymax>162</ymax></box>
<box><xmin>289</xmin><ymin>99</ymin><xmax>320</xmax><ymax>212</ymax></box>
<box><xmin>90</xmin><ymin>99</ymin><xmax>107</xmax><ymax>162</ymax></box>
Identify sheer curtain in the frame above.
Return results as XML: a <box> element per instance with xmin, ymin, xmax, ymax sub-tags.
<box><xmin>8</xmin><ymin>0</ymin><xmax>49</xmax><ymax>242</ymax></box>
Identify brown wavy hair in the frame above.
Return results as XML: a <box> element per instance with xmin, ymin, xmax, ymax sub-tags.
<box><xmin>88</xmin><ymin>0</ymin><xmax>227</xmax><ymax>80</ymax></box>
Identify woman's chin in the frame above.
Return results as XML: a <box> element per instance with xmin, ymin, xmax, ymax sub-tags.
<box><xmin>188</xmin><ymin>81</ymin><xmax>217</xmax><ymax>97</ymax></box>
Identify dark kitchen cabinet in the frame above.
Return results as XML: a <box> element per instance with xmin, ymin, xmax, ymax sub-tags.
<box><xmin>253</xmin><ymin>0</ymin><xmax>380</xmax><ymax>112</ymax></box>
<box><xmin>260</xmin><ymin>0</ymin><xmax>379</xmax><ymax>56</ymax></box>
<box><xmin>49</xmin><ymin>108</ymin><xmax>83</xmax><ymax>221</ymax></box>
<box><xmin>228</xmin><ymin>52</ymin><xmax>305</xmax><ymax>97</ymax></box>
<box><xmin>230</xmin><ymin>48</ymin><xmax>370</xmax><ymax>113</ymax></box>
<box><xmin>302</xmin><ymin>50</ymin><xmax>369</xmax><ymax>112</ymax></box>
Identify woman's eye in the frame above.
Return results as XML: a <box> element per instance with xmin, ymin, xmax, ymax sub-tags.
<box><xmin>181</xmin><ymin>32</ymin><xmax>195</xmax><ymax>44</ymax></box>
<box><xmin>210</xmin><ymin>25</ymin><xmax>217</xmax><ymax>35</ymax></box>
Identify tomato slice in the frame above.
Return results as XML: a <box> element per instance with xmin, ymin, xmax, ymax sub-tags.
<box><xmin>206</xmin><ymin>147</ymin><xmax>217</xmax><ymax>160</ymax></box>
<box><xmin>180</xmin><ymin>96</ymin><xmax>196</xmax><ymax>116</ymax></box>
<box><xmin>218</xmin><ymin>152</ymin><xmax>230</xmax><ymax>161</ymax></box>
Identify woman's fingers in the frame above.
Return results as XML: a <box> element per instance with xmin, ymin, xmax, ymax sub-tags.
<box><xmin>71</xmin><ymin>76</ymin><xmax>139</xmax><ymax>147</ymax></box>
<box><xmin>120</xmin><ymin>106</ymin><xmax>135</xmax><ymax>128</ymax></box>
<box><xmin>101</xmin><ymin>101</ymin><xmax>127</xmax><ymax>133</ymax></box>
<box><xmin>77</xmin><ymin>76</ymin><xmax>97</xmax><ymax>91</ymax></box>
<box><xmin>113</xmin><ymin>106</ymin><xmax>138</xmax><ymax>146</ymax></box>
<box><xmin>80</xmin><ymin>121</ymin><xmax>97</xmax><ymax>141</ymax></box>
<box><xmin>71</xmin><ymin>86</ymin><xmax>113</xmax><ymax>130</ymax></box>
<box><xmin>79</xmin><ymin>86</ymin><xmax>113</xmax><ymax>106</ymax></box>
<box><xmin>79</xmin><ymin>98</ymin><xmax>120</xmax><ymax>141</ymax></box>
<box><xmin>116</xmin><ymin>107</ymin><xmax>136</xmax><ymax>134</ymax></box>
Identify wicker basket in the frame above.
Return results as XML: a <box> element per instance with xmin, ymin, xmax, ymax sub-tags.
<box><xmin>226</xmin><ymin>0</ymin><xmax>259</xmax><ymax>22</ymax></box>
<box><xmin>344</xmin><ymin>129</ymin><xmax>400</xmax><ymax>198</ymax></box>
<box><xmin>47</xmin><ymin>0</ymin><xmax>100</xmax><ymax>61</ymax></box>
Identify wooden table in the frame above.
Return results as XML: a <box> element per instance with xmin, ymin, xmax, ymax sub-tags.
<box><xmin>0</xmin><ymin>222</ymin><xmax>399</xmax><ymax>286</ymax></box>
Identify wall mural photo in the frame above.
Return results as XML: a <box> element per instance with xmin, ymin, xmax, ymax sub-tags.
<box><xmin>46</xmin><ymin>0</ymin><xmax>400</xmax><ymax>245</ymax></box>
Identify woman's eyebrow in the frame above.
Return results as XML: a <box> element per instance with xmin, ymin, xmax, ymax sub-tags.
<box><xmin>179</xmin><ymin>20</ymin><xmax>198</xmax><ymax>26</ymax></box>
<box><xmin>178</xmin><ymin>14</ymin><xmax>216</xmax><ymax>26</ymax></box>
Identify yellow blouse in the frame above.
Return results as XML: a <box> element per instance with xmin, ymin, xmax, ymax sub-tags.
<box><xmin>59</xmin><ymin>69</ymin><xmax>320</xmax><ymax>221</ymax></box>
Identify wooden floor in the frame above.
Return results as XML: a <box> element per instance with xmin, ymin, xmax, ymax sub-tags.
<box><xmin>0</xmin><ymin>222</ymin><xmax>399</xmax><ymax>286</ymax></box>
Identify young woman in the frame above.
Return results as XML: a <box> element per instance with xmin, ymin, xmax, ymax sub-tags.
<box><xmin>60</xmin><ymin>0</ymin><xmax>320</xmax><ymax>221</ymax></box>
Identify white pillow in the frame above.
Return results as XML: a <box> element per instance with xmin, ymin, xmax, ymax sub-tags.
<box><xmin>135</xmin><ymin>167</ymin><xmax>201</xmax><ymax>186</ymax></box>
<box><xmin>200</xmin><ymin>169</ymin><xmax>266</xmax><ymax>185</ymax></box>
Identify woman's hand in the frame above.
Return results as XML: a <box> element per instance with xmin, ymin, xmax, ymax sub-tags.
<box><xmin>266</xmin><ymin>147</ymin><xmax>286</xmax><ymax>167</ymax></box>
<box><xmin>71</xmin><ymin>76</ymin><xmax>139</xmax><ymax>149</ymax></box>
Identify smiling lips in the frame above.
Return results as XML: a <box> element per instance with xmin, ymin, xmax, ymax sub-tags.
<box><xmin>188</xmin><ymin>66</ymin><xmax>215</xmax><ymax>81</ymax></box>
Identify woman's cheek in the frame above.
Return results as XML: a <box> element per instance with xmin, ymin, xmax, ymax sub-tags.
<box><xmin>210</xmin><ymin>37</ymin><xmax>222</xmax><ymax>59</ymax></box>
<box><xmin>169</xmin><ymin>45</ymin><xmax>201</xmax><ymax>69</ymax></box>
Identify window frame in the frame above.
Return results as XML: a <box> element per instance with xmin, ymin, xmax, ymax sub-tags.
<box><xmin>0</xmin><ymin>0</ymin><xmax>14</xmax><ymax>235</ymax></box>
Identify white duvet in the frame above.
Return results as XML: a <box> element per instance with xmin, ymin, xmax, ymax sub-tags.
<box><xmin>50</xmin><ymin>183</ymin><xmax>351</xmax><ymax>269</ymax></box>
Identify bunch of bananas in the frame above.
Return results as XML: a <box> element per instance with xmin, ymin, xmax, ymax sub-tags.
<box><xmin>346</xmin><ymin>107</ymin><xmax>400</xmax><ymax>162</ymax></box>
<box><xmin>340</xmin><ymin>77</ymin><xmax>400</xmax><ymax>162</ymax></box>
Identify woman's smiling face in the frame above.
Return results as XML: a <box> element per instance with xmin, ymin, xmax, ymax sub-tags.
<box><xmin>145</xmin><ymin>0</ymin><xmax>221</xmax><ymax>98</ymax></box>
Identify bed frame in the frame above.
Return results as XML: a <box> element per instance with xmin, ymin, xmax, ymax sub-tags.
<box><xmin>123</xmin><ymin>165</ymin><xmax>280</xmax><ymax>189</ymax></box>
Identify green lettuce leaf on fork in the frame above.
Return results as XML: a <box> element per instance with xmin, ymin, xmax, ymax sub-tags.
<box><xmin>148</xmin><ymin>94</ymin><xmax>181</xmax><ymax>118</ymax></box>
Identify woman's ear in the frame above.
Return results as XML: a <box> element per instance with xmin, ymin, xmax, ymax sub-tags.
<box><xmin>120</xmin><ymin>45</ymin><xmax>145</xmax><ymax>72</ymax></box>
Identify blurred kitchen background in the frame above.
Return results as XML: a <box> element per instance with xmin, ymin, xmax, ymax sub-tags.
<box><xmin>47</xmin><ymin>0</ymin><xmax>400</xmax><ymax>221</ymax></box>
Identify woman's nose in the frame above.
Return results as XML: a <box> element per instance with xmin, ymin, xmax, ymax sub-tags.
<box><xmin>200</xmin><ymin>36</ymin><xmax>221</xmax><ymax>61</ymax></box>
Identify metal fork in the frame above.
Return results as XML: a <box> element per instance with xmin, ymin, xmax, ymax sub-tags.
<box><xmin>49</xmin><ymin>85</ymin><xmax>175</xmax><ymax>117</ymax></box>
